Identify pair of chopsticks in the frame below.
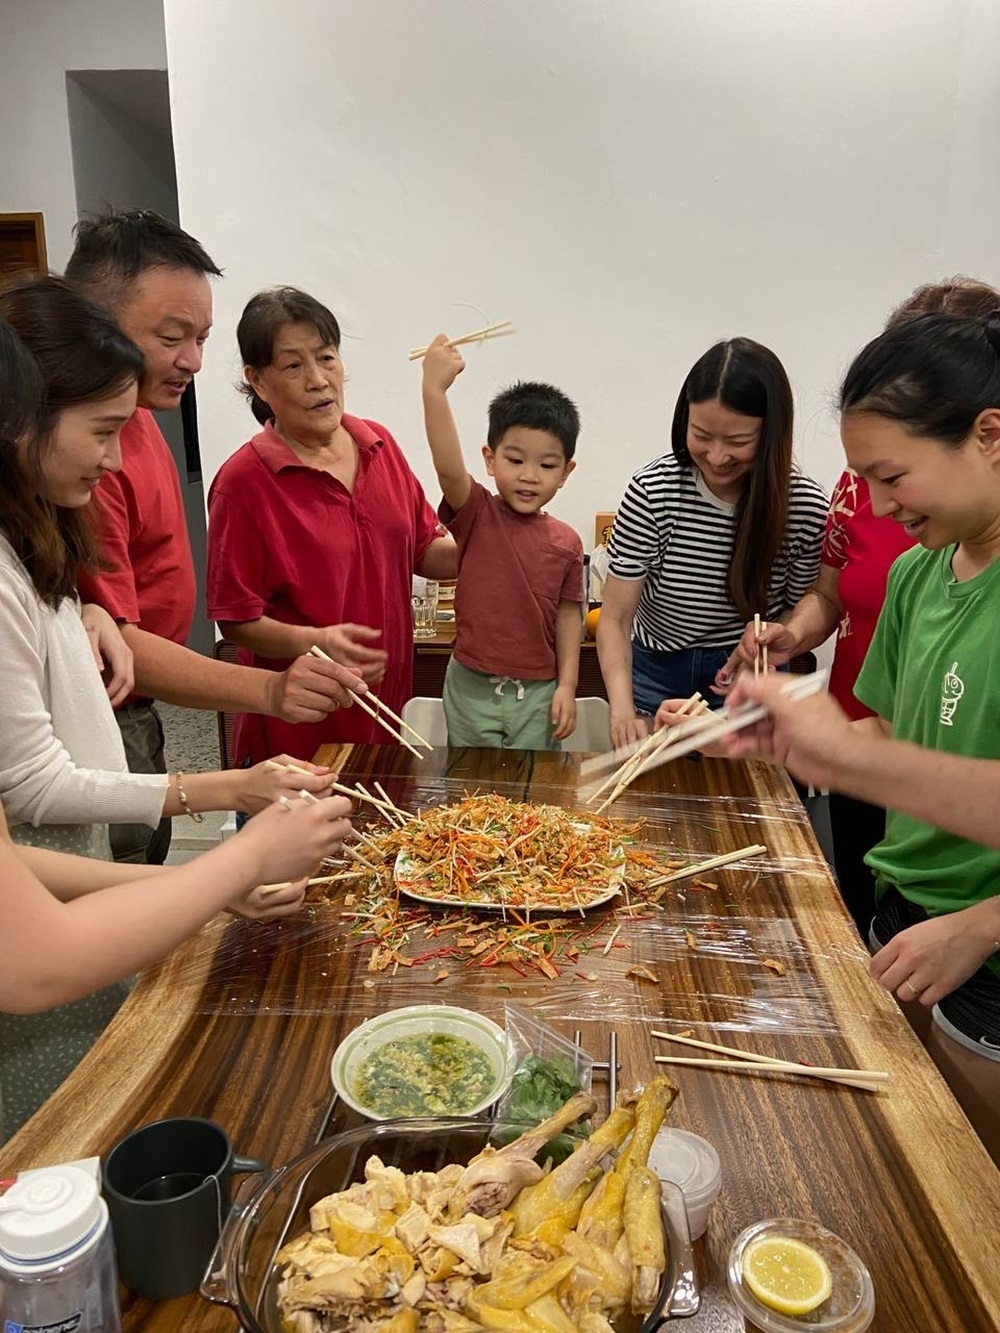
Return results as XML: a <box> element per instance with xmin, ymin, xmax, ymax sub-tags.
<box><xmin>258</xmin><ymin>770</ymin><xmax>411</xmax><ymax>895</ymax></box>
<box><xmin>265</xmin><ymin>759</ymin><xmax>414</xmax><ymax>828</ymax></box>
<box><xmin>587</xmin><ymin>692</ymin><xmax>710</xmax><ymax>813</ymax></box>
<box><xmin>652</xmin><ymin>1030</ymin><xmax>888</xmax><ymax>1093</ymax></box>
<box><xmin>308</xmin><ymin>645</ymin><xmax>432</xmax><ymax>757</ymax></box>
<box><xmin>408</xmin><ymin>320</ymin><xmax>515</xmax><ymax>361</ymax></box>
<box><xmin>644</xmin><ymin>844</ymin><xmax>768</xmax><ymax>895</ymax></box>
<box><xmin>753</xmin><ymin>613</ymin><xmax>769</xmax><ymax>678</ymax></box>
<box><xmin>579</xmin><ymin>670</ymin><xmax>829</xmax><ymax>807</ymax></box>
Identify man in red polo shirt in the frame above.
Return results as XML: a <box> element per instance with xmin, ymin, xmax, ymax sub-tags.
<box><xmin>67</xmin><ymin>211</ymin><xmax>361</xmax><ymax>863</ymax></box>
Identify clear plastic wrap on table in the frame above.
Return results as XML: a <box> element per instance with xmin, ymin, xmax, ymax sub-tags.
<box><xmin>156</xmin><ymin>776</ymin><xmax>868</xmax><ymax>1038</ymax></box>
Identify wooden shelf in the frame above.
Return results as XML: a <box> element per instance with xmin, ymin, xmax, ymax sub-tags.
<box><xmin>413</xmin><ymin>635</ymin><xmax>607</xmax><ymax>700</ymax></box>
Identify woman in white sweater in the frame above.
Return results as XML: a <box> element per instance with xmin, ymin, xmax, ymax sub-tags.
<box><xmin>0</xmin><ymin>284</ymin><xmax>351</xmax><ymax>1136</ymax></box>
<box><xmin>0</xmin><ymin>275</ymin><xmax>336</xmax><ymax>858</ymax></box>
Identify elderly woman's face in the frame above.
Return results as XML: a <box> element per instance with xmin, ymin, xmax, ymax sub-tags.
<box><xmin>247</xmin><ymin>321</ymin><xmax>344</xmax><ymax>438</ymax></box>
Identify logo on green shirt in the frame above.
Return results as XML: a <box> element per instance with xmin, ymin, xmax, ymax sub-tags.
<box><xmin>940</xmin><ymin>661</ymin><xmax>964</xmax><ymax>727</ymax></box>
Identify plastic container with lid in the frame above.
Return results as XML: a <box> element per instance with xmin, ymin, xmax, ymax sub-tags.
<box><xmin>727</xmin><ymin>1217</ymin><xmax>875</xmax><ymax>1333</ymax></box>
<box><xmin>647</xmin><ymin>1126</ymin><xmax>722</xmax><ymax>1239</ymax></box>
<box><xmin>0</xmin><ymin>1165</ymin><xmax>123</xmax><ymax>1333</ymax></box>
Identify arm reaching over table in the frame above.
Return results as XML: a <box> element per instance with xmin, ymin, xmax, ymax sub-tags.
<box><xmin>722</xmin><ymin>673</ymin><xmax>1000</xmax><ymax>851</ymax></box>
<box><xmin>124</xmin><ymin>623</ymin><xmax>366</xmax><ymax>718</ymax></box>
<box><xmin>1</xmin><ymin>793</ymin><xmax>352</xmax><ymax>1014</ymax></box>
<box><xmin>716</xmin><ymin>563</ymin><xmax>843</xmax><ymax>691</ymax></box>
<box><xmin>597</xmin><ymin>575</ymin><xmax>651</xmax><ymax>749</ymax></box>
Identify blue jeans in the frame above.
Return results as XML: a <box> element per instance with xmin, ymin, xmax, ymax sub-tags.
<box><xmin>630</xmin><ymin>642</ymin><xmax>733</xmax><ymax>716</ymax></box>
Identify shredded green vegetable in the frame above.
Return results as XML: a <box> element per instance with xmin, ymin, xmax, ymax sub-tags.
<box><xmin>354</xmin><ymin>1033</ymin><xmax>496</xmax><ymax>1117</ymax></box>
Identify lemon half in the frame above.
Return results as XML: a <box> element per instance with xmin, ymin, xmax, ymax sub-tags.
<box><xmin>742</xmin><ymin>1235</ymin><xmax>834</xmax><ymax>1316</ymax></box>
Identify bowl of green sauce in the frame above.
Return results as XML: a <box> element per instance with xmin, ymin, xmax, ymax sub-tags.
<box><xmin>330</xmin><ymin>1004</ymin><xmax>514</xmax><ymax>1120</ymax></box>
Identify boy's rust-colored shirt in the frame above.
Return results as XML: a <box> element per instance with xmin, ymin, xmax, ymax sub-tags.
<box><xmin>441</xmin><ymin>478</ymin><xmax>583</xmax><ymax>681</ymax></box>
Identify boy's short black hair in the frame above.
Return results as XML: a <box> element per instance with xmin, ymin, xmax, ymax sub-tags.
<box><xmin>487</xmin><ymin>380</ymin><xmax>580</xmax><ymax>461</ymax></box>
<box><xmin>65</xmin><ymin>209</ymin><xmax>222</xmax><ymax>311</ymax></box>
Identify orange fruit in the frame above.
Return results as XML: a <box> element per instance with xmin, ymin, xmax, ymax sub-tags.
<box><xmin>585</xmin><ymin>607</ymin><xmax>601</xmax><ymax>640</ymax></box>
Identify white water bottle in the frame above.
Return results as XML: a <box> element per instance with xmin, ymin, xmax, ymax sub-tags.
<box><xmin>0</xmin><ymin>1165</ymin><xmax>122</xmax><ymax>1333</ymax></box>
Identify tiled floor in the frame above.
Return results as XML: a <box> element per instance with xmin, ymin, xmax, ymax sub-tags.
<box><xmin>159</xmin><ymin>703</ymin><xmax>230</xmax><ymax>863</ymax></box>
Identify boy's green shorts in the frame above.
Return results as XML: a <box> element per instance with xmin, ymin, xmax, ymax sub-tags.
<box><xmin>442</xmin><ymin>657</ymin><xmax>559</xmax><ymax>750</ymax></box>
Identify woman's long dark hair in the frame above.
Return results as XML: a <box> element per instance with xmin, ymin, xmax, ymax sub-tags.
<box><xmin>671</xmin><ymin>338</ymin><xmax>794</xmax><ymax>622</ymax></box>
<box><xmin>840</xmin><ymin>311</ymin><xmax>1000</xmax><ymax>447</ymax></box>
<box><xmin>237</xmin><ymin>286</ymin><xmax>342</xmax><ymax>426</ymax></box>
<box><xmin>0</xmin><ymin>275</ymin><xmax>144</xmax><ymax>607</ymax></box>
<box><xmin>0</xmin><ymin>318</ymin><xmax>43</xmax><ymax>451</ymax></box>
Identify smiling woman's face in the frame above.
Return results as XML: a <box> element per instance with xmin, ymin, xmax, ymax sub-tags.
<box><xmin>31</xmin><ymin>382</ymin><xmax>136</xmax><ymax>508</ymax></box>
<box><xmin>245</xmin><ymin>321</ymin><xmax>345</xmax><ymax>440</ymax></box>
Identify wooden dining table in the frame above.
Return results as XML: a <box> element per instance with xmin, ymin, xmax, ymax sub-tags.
<box><xmin>2</xmin><ymin>744</ymin><xmax>999</xmax><ymax>1331</ymax></box>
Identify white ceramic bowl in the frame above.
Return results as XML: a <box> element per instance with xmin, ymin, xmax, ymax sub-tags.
<box><xmin>330</xmin><ymin>1005</ymin><xmax>513</xmax><ymax>1120</ymax></box>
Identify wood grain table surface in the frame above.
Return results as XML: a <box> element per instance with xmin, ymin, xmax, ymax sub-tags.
<box><xmin>2</xmin><ymin>744</ymin><xmax>998</xmax><ymax>1331</ymax></box>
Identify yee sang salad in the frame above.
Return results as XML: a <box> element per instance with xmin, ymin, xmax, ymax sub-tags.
<box><xmin>395</xmin><ymin>794</ymin><xmax>626</xmax><ymax>911</ymax></box>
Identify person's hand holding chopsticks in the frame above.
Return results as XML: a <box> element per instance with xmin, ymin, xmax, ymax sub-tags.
<box><xmin>652</xmin><ymin>696</ymin><xmax>729</xmax><ymax>758</ymax></box>
<box><xmin>231</xmin><ymin>791</ymin><xmax>354</xmax><ymax>919</ymax></box>
<box><xmin>235</xmin><ymin>752</ymin><xmax>339</xmax><ymax>814</ymax></box>
<box><xmin>713</xmin><ymin>618</ymin><xmax>797</xmax><ymax>695</ymax></box>
<box><xmin>716</xmin><ymin>672</ymin><xmax>850</xmax><ymax>786</ymax></box>
<box><xmin>268</xmin><ymin>653</ymin><xmax>366</xmax><ymax>723</ymax></box>
<box><xmin>422</xmin><ymin>333</ymin><xmax>466</xmax><ymax>392</ymax></box>
<box><xmin>313</xmin><ymin>623</ymin><xmax>388</xmax><ymax>683</ymax></box>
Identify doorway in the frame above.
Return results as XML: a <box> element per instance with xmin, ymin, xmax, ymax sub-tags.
<box><xmin>65</xmin><ymin>68</ymin><xmax>213</xmax><ymax>656</ymax></box>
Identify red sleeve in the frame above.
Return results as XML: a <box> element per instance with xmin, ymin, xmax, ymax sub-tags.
<box><xmin>438</xmin><ymin>477</ymin><xmax>490</xmax><ymax>551</ymax></box>
<box><xmin>76</xmin><ymin>473</ymin><xmax>142</xmax><ymax>623</ymax></box>
<box><xmin>413</xmin><ymin>489</ymin><xmax>443</xmax><ymax>569</ymax></box>
<box><xmin>206</xmin><ymin>476</ymin><xmax>268</xmax><ymax>623</ymax></box>
<box><xmin>821</xmin><ymin>469</ymin><xmax>856</xmax><ymax>571</ymax></box>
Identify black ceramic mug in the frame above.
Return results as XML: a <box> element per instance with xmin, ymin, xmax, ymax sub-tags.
<box><xmin>102</xmin><ymin>1116</ymin><xmax>267</xmax><ymax>1301</ymax></box>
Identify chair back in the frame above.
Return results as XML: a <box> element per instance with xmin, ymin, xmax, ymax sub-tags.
<box><xmin>561</xmin><ymin>697</ymin><xmax>611</xmax><ymax>753</ymax></box>
<box><xmin>214</xmin><ymin>639</ymin><xmax>240</xmax><ymax>768</ymax></box>
<box><xmin>401</xmin><ymin>697</ymin><xmax>448</xmax><ymax>747</ymax></box>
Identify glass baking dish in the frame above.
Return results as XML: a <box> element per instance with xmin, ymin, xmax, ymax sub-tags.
<box><xmin>202</xmin><ymin>1117</ymin><xmax>700</xmax><ymax>1329</ymax></box>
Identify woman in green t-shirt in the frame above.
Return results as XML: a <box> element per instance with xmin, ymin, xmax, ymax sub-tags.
<box><xmin>665</xmin><ymin>309</ymin><xmax>1000</xmax><ymax>1164</ymax></box>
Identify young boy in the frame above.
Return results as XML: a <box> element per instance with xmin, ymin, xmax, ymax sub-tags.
<box><xmin>421</xmin><ymin>334</ymin><xmax>584</xmax><ymax>748</ymax></box>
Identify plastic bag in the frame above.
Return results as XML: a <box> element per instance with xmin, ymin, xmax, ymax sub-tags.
<box><xmin>493</xmin><ymin>1005</ymin><xmax>595</xmax><ymax>1155</ymax></box>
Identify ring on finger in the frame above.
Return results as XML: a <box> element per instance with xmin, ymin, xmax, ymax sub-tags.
<box><xmin>901</xmin><ymin>977</ymin><xmax>922</xmax><ymax>998</ymax></box>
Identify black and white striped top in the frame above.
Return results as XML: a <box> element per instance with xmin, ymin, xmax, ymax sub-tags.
<box><xmin>607</xmin><ymin>455</ymin><xmax>828</xmax><ymax>652</ymax></box>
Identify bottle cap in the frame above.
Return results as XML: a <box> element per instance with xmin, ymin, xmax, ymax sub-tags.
<box><xmin>0</xmin><ymin>1166</ymin><xmax>103</xmax><ymax>1262</ymax></box>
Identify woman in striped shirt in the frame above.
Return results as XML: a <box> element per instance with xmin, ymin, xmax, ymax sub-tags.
<box><xmin>597</xmin><ymin>338</ymin><xmax>828</xmax><ymax>748</ymax></box>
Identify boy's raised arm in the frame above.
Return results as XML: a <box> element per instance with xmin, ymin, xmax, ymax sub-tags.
<box><xmin>422</xmin><ymin>333</ymin><xmax>472</xmax><ymax>512</ymax></box>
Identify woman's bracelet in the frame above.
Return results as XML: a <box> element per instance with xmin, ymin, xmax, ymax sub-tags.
<box><xmin>173</xmin><ymin>771</ymin><xmax>205</xmax><ymax>823</ymax></box>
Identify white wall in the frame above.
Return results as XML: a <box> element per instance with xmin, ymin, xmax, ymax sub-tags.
<box><xmin>0</xmin><ymin>0</ymin><xmax>167</xmax><ymax>271</ymax></box>
<box><xmin>164</xmin><ymin>0</ymin><xmax>999</xmax><ymax>548</ymax></box>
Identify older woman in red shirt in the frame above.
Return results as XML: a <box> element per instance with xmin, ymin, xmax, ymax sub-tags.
<box><xmin>207</xmin><ymin>287</ymin><xmax>456</xmax><ymax>765</ymax></box>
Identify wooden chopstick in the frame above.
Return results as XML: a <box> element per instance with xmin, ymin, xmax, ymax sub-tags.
<box><xmin>352</xmin><ymin>690</ymin><xmax>433</xmax><ymax>752</ymax></box>
<box><xmin>652</xmin><ymin>1055</ymin><xmax>885</xmax><ymax>1092</ymax></box>
<box><xmin>645</xmin><ymin>843</ymin><xmax>768</xmax><ymax>891</ymax></box>
<box><xmin>585</xmin><ymin>693</ymin><xmax>704</xmax><ymax>800</ymax></box>
<box><xmin>258</xmin><ymin>873</ymin><xmax>341</xmax><ymax>899</ymax></box>
<box><xmin>591</xmin><ymin>702</ymin><xmax>713</xmax><ymax>814</ymax></box>
<box><xmin>357</xmin><ymin>782</ymin><xmax>409</xmax><ymax>827</ymax></box>
<box><xmin>408</xmin><ymin>320</ymin><xmax>514</xmax><ymax>360</ymax></box>
<box><xmin>651</xmin><ymin>1030</ymin><xmax>888</xmax><ymax>1092</ymax></box>
<box><xmin>592</xmin><ymin>670</ymin><xmax>829</xmax><ymax>807</ymax></box>
<box><xmin>328</xmin><ymin>779</ymin><xmax>400</xmax><ymax>822</ymax></box>
<box><xmin>308</xmin><ymin>645</ymin><xmax>424</xmax><ymax>758</ymax></box>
